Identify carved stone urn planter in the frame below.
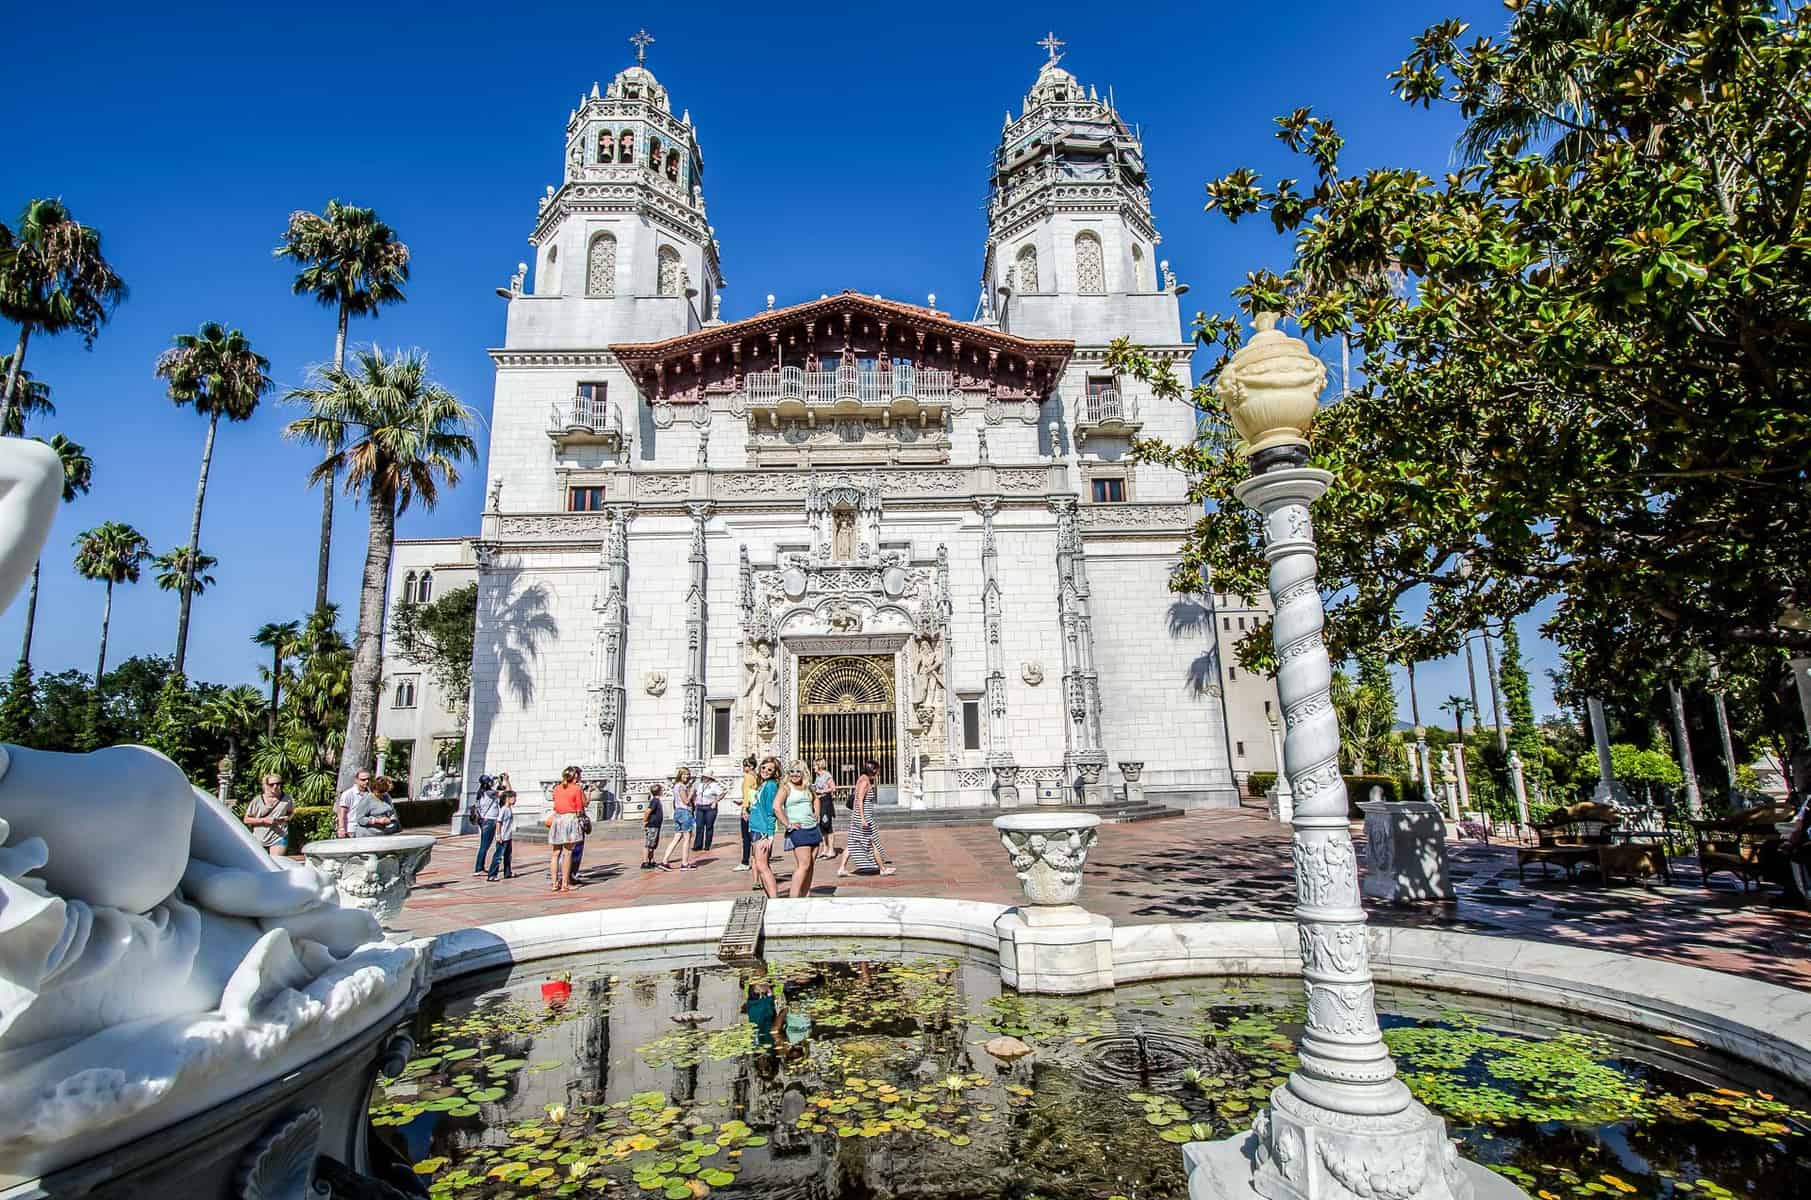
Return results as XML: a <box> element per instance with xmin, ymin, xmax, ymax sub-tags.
<box><xmin>992</xmin><ymin>812</ymin><xmax>1112</xmax><ymax>994</ymax></box>
<box><xmin>994</xmin><ymin>812</ymin><xmax>1101</xmax><ymax>904</ymax></box>
<box><xmin>302</xmin><ymin>834</ymin><xmax>436</xmax><ymax>928</ymax></box>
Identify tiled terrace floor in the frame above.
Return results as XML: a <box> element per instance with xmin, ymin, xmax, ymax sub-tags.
<box><xmin>393</xmin><ymin>807</ymin><xmax>1811</xmax><ymax>988</ymax></box>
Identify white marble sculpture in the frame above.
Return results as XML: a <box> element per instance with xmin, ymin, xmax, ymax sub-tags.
<box><xmin>0</xmin><ymin>438</ymin><xmax>421</xmax><ymax>1184</ymax></box>
<box><xmin>303</xmin><ymin>833</ymin><xmax>436</xmax><ymax>926</ymax></box>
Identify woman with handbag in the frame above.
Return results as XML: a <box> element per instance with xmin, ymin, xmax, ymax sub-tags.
<box><xmin>547</xmin><ymin>766</ymin><xmax>586</xmax><ymax>892</ymax></box>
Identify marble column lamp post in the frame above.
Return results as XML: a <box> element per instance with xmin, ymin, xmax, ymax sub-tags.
<box><xmin>1184</xmin><ymin>313</ymin><xmax>1521</xmax><ymax>1200</ymax></box>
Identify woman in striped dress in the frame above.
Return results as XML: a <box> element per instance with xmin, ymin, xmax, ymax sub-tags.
<box><xmin>838</xmin><ymin>758</ymin><xmax>895</xmax><ymax>877</ymax></box>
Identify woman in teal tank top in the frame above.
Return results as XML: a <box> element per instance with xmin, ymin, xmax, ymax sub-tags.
<box><xmin>747</xmin><ymin>757</ymin><xmax>780</xmax><ymax>898</ymax></box>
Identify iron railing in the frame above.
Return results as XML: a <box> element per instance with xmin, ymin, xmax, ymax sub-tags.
<box><xmin>742</xmin><ymin>362</ymin><xmax>956</xmax><ymax>407</ymax></box>
<box><xmin>548</xmin><ymin>395</ymin><xmax>624</xmax><ymax>435</ymax></box>
<box><xmin>1079</xmin><ymin>388</ymin><xmax>1135</xmax><ymax>425</ymax></box>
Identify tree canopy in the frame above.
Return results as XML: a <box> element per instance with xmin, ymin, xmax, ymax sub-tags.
<box><xmin>389</xmin><ymin>581</ymin><xmax>476</xmax><ymax>721</ymax></box>
<box><xmin>1110</xmin><ymin>0</ymin><xmax>1811</xmax><ymax>692</ymax></box>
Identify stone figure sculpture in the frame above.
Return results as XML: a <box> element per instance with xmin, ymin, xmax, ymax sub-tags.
<box><xmin>742</xmin><ymin>638</ymin><xmax>779</xmax><ymax>737</ymax></box>
<box><xmin>908</xmin><ymin>627</ymin><xmax>945</xmax><ymax>733</ymax></box>
<box><xmin>0</xmin><ymin>438</ymin><xmax>420</xmax><ymax>1183</ymax></box>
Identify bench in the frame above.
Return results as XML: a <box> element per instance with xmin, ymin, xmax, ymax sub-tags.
<box><xmin>1516</xmin><ymin>802</ymin><xmax>1618</xmax><ymax>881</ymax></box>
<box><xmin>1691</xmin><ymin>803</ymin><xmax>1798</xmax><ymax>891</ymax></box>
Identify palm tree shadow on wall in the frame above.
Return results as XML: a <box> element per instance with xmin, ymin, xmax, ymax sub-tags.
<box><xmin>480</xmin><ymin>570</ymin><xmax>558</xmax><ymax>708</ymax></box>
<box><xmin>1168</xmin><ymin>598</ymin><xmax>1222</xmax><ymax>698</ymax></box>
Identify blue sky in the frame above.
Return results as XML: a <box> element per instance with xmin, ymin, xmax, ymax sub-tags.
<box><xmin>0</xmin><ymin>0</ymin><xmax>1560</xmax><ymax>721</ymax></box>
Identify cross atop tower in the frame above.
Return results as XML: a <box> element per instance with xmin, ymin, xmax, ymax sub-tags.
<box><xmin>630</xmin><ymin>28</ymin><xmax>654</xmax><ymax>65</ymax></box>
<box><xmin>1037</xmin><ymin>31</ymin><xmax>1065</xmax><ymax>65</ymax></box>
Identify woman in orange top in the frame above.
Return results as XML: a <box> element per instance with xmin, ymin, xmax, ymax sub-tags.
<box><xmin>548</xmin><ymin>766</ymin><xmax>587</xmax><ymax>892</ymax></box>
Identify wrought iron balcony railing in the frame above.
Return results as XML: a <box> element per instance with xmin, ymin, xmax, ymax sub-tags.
<box><xmin>1075</xmin><ymin>388</ymin><xmax>1141</xmax><ymax>445</ymax></box>
<box><xmin>742</xmin><ymin>362</ymin><xmax>956</xmax><ymax>409</ymax></box>
<box><xmin>547</xmin><ymin>395</ymin><xmax>626</xmax><ymax>444</ymax></box>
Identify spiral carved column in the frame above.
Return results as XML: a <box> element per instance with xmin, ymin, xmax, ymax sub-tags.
<box><xmin>1226</xmin><ymin>468</ymin><xmax>1473</xmax><ymax>1200</ymax></box>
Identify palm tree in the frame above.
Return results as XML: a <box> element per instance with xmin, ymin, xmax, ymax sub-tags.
<box><xmin>154</xmin><ymin>322</ymin><xmax>270</xmax><ymax>676</ymax></box>
<box><xmin>18</xmin><ymin>434</ymin><xmax>93</xmax><ymax>668</ymax></box>
<box><xmin>0</xmin><ymin>354</ymin><xmax>54</xmax><ymax>435</ymax></box>
<box><xmin>286</xmin><ymin>347</ymin><xmax>473</xmax><ymax>790</ymax></box>
<box><xmin>251</xmin><ymin>619</ymin><xmax>302</xmax><ymax>735</ymax></box>
<box><xmin>153</xmin><ymin>546</ymin><xmax>218</xmax><ymax>597</ymax></box>
<box><xmin>1453</xmin><ymin>0</ymin><xmax>1615</xmax><ymax>165</ymax></box>
<box><xmin>275</xmin><ymin>203</ymin><xmax>411</xmax><ymax>612</ymax></box>
<box><xmin>72</xmin><ymin>521</ymin><xmax>150</xmax><ymax>683</ymax></box>
<box><xmin>1439</xmin><ymin>694</ymin><xmax>1472</xmax><ymax>742</ymax></box>
<box><xmin>0</xmin><ymin>199</ymin><xmax>128</xmax><ymax>434</ymax></box>
<box><xmin>200</xmin><ymin>684</ymin><xmax>267</xmax><ymax>778</ymax></box>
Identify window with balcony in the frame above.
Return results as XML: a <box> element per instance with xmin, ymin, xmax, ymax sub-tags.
<box><xmin>586</xmin><ymin>233</ymin><xmax>616</xmax><ymax>297</ymax></box>
<box><xmin>568</xmin><ymin>486</ymin><xmax>607</xmax><ymax>512</ymax></box>
<box><xmin>1090</xmin><ymin>477</ymin><xmax>1126</xmax><ymax>503</ymax></box>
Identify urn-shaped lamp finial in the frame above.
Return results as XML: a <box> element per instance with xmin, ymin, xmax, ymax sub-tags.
<box><xmin>1218</xmin><ymin>311</ymin><xmax>1326</xmax><ymax>458</ymax></box>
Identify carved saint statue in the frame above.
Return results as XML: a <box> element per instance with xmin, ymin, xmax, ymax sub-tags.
<box><xmin>908</xmin><ymin>627</ymin><xmax>945</xmax><ymax>732</ymax></box>
<box><xmin>831</xmin><ymin>508</ymin><xmax>857</xmax><ymax>561</ymax></box>
<box><xmin>742</xmin><ymin>638</ymin><xmax>779</xmax><ymax>734</ymax></box>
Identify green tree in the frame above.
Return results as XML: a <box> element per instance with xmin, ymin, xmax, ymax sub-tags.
<box><xmin>251</xmin><ymin>619</ymin><xmax>302</xmax><ymax>735</ymax></box>
<box><xmin>1330</xmin><ymin>652</ymin><xmax>1398</xmax><ymax>773</ymax></box>
<box><xmin>31</xmin><ymin>668</ymin><xmax>95</xmax><ymax>750</ymax></box>
<box><xmin>154</xmin><ymin>322</ymin><xmax>270</xmax><ymax>675</ymax></box>
<box><xmin>0</xmin><ymin>354</ymin><xmax>54</xmax><ymax>435</ymax></box>
<box><xmin>0</xmin><ymin>199</ymin><xmax>127</xmax><ymax>433</ymax></box>
<box><xmin>285</xmin><ymin>348</ymin><xmax>474</xmax><ymax>792</ymax></box>
<box><xmin>152</xmin><ymin>547</ymin><xmax>218</xmax><ymax>598</ymax></box>
<box><xmin>251</xmin><ymin>605</ymin><xmax>353</xmax><ymax>805</ymax></box>
<box><xmin>0</xmin><ymin>662</ymin><xmax>36</xmax><ymax>743</ymax></box>
<box><xmin>201</xmin><ymin>684</ymin><xmax>267</xmax><ymax>778</ymax></box>
<box><xmin>72</xmin><ymin>521</ymin><xmax>150</xmax><ymax>683</ymax></box>
<box><xmin>17</xmin><ymin>433</ymin><xmax>92</xmax><ymax>669</ymax></box>
<box><xmin>1107</xmin><ymin>0</ymin><xmax>1811</xmax><ymax>687</ymax></box>
<box><xmin>275</xmin><ymin>202</ymin><xmax>411</xmax><ymax>612</ymax></box>
<box><xmin>1439</xmin><ymin>695</ymin><xmax>1472</xmax><ymax>742</ymax></box>
<box><xmin>388</xmin><ymin>580</ymin><xmax>477</xmax><ymax>722</ymax></box>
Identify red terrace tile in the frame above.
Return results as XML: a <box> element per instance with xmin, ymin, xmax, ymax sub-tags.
<box><xmin>388</xmin><ymin>814</ymin><xmax>1811</xmax><ymax>989</ymax></box>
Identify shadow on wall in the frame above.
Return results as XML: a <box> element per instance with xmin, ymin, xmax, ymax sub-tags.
<box><xmin>463</xmin><ymin>565</ymin><xmax>559</xmax><ymax>795</ymax></box>
<box><xmin>1167</xmin><ymin>597</ymin><xmax>1221</xmax><ymax>699</ymax></box>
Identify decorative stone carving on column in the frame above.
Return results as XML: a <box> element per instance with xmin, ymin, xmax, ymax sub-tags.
<box><xmin>993</xmin><ymin>812</ymin><xmax>1112</xmax><ymax>993</ymax></box>
<box><xmin>1052</xmin><ymin>496</ymin><xmax>1107</xmax><ymax>802</ymax></box>
<box><xmin>301</xmin><ymin>834</ymin><xmax>435</xmax><ymax>928</ymax></box>
<box><xmin>976</xmin><ymin>497</ymin><xmax>1016</xmax><ymax>803</ymax></box>
<box><xmin>1187</xmin><ymin>313</ymin><xmax>1501</xmax><ymax>1200</ymax></box>
<box><xmin>682</xmin><ymin>503</ymin><xmax>710</xmax><ymax>766</ymax></box>
<box><xmin>938</xmin><ymin>543</ymin><xmax>959</xmax><ymax>757</ymax></box>
<box><xmin>1118</xmin><ymin>761</ymin><xmax>1145</xmax><ymax>805</ymax></box>
<box><xmin>595</xmin><ymin>506</ymin><xmax>634</xmax><ymax>808</ymax></box>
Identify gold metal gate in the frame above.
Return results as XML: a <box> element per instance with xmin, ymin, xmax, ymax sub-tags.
<box><xmin>796</xmin><ymin>654</ymin><xmax>897</xmax><ymax>799</ymax></box>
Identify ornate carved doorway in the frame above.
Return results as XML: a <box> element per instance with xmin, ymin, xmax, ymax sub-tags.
<box><xmin>796</xmin><ymin>654</ymin><xmax>898</xmax><ymax>800</ymax></box>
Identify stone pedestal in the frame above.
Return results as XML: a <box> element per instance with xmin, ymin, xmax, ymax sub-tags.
<box><xmin>1268</xmin><ymin>786</ymin><xmax>1294</xmax><ymax>824</ymax></box>
<box><xmin>1119</xmin><ymin>761</ymin><xmax>1145</xmax><ymax>805</ymax></box>
<box><xmin>995</xmin><ymin>904</ymin><xmax>1115</xmax><ymax>995</ymax></box>
<box><xmin>990</xmin><ymin>757</ymin><xmax>1022</xmax><ymax>806</ymax></box>
<box><xmin>1183</xmin><ymin>1132</ymin><xmax>1527</xmax><ymax>1200</ymax></box>
<box><xmin>1360</xmin><ymin>800</ymin><xmax>1456</xmax><ymax>903</ymax></box>
<box><xmin>1074</xmin><ymin>759</ymin><xmax>1107</xmax><ymax>806</ymax></box>
<box><xmin>302</xmin><ymin>834</ymin><xmax>435</xmax><ymax>928</ymax></box>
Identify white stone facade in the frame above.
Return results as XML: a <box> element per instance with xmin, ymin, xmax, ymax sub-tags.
<box><xmin>374</xmin><ymin>538</ymin><xmax>476</xmax><ymax>799</ymax></box>
<box><xmin>389</xmin><ymin>51</ymin><xmax>1277</xmax><ymax>822</ymax></box>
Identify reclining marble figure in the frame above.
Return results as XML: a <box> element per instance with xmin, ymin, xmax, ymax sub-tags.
<box><xmin>0</xmin><ymin>438</ymin><xmax>421</xmax><ymax>1183</ymax></box>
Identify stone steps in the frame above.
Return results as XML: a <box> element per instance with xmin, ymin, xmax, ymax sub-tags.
<box><xmin>508</xmin><ymin>800</ymin><xmax>1182</xmax><ymax>843</ymax></box>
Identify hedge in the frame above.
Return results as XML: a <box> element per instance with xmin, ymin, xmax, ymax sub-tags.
<box><xmin>272</xmin><ymin>798</ymin><xmax>456</xmax><ymax>853</ymax></box>
<box><xmin>1248</xmin><ymin>771</ymin><xmax>1277</xmax><ymax>796</ymax></box>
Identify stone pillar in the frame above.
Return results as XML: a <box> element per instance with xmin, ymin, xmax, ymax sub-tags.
<box><xmin>977</xmin><ymin>497</ymin><xmax>1016</xmax><ymax>803</ymax></box>
<box><xmin>1118</xmin><ymin>761</ymin><xmax>1145</xmax><ymax>806</ymax></box>
<box><xmin>595</xmin><ymin>507</ymin><xmax>634</xmax><ymax>810</ymax></box>
<box><xmin>216</xmin><ymin>756</ymin><xmax>233</xmax><ymax>807</ymax></box>
<box><xmin>1667</xmin><ymin>679</ymin><xmax>1702</xmax><ymax>816</ymax></box>
<box><xmin>1452</xmin><ymin>743</ymin><xmax>1472</xmax><ymax>816</ymax></box>
<box><xmin>1268</xmin><ymin>716</ymin><xmax>1293</xmax><ymax>823</ymax></box>
<box><xmin>1441</xmin><ymin>746</ymin><xmax>1460</xmax><ymax>821</ymax></box>
<box><xmin>1414</xmin><ymin>730</ymin><xmax>1431</xmax><ymax>803</ymax></box>
<box><xmin>1215</xmin><ymin>463</ymin><xmax>1474</xmax><ymax>1200</ymax></box>
<box><xmin>1052</xmin><ymin>496</ymin><xmax>1107</xmax><ymax>802</ymax></box>
<box><xmin>1508</xmin><ymin>749</ymin><xmax>1531</xmax><ymax>834</ymax></box>
<box><xmin>1587</xmin><ymin>696</ymin><xmax>1630</xmax><ymax>807</ymax></box>
<box><xmin>682</xmin><ymin>503</ymin><xmax>710</xmax><ymax>767</ymax></box>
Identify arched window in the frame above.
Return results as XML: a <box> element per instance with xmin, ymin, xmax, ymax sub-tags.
<box><xmin>648</xmin><ymin>135</ymin><xmax>662</xmax><ymax>170</ymax></box>
<box><xmin>618</xmin><ymin>130</ymin><xmax>634</xmax><ymax>162</ymax></box>
<box><xmin>1015</xmin><ymin>243</ymin><xmax>1040</xmax><ymax>293</ymax></box>
<box><xmin>1132</xmin><ymin>243</ymin><xmax>1152</xmax><ymax>291</ymax></box>
<box><xmin>665</xmin><ymin>149</ymin><xmax>680</xmax><ymax>181</ymax></box>
<box><xmin>657</xmin><ymin>246</ymin><xmax>684</xmax><ymax>297</ymax></box>
<box><xmin>402</xmin><ymin>571</ymin><xmax>417</xmax><ymax>604</ymax></box>
<box><xmin>596</xmin><ymin>129</ymin><xmax>613</xmax><ymax>163</ymax></box>
<box><xmin>394</xmin><ymin>679</ymin><xmax>416</xmax><ymax>709</ymax></box>
<box><xmin>418</xmin><ymin>571</ymin><xmax>433</xmax><ymax>603</ymax></box>
<box><xmin>1074</xmin><ymin>231</ymin><xmax>1106</xmax><ymax>294</ymax></box>
<box><xmin>586</xmin><ymin>231</ymin><xmax>617</xmax><ymax>297</ymax></box>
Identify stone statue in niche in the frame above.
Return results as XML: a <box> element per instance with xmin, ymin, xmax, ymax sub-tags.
<box><xmin>742</xmin><ymin>637</ymin><xmax>780</xmax><ymax>737</ymax></box>
<box><xmin>0</xmin><ymin>440</ymin><xmax>417</xmax><ymax>1180</ymax></box>
<box><xmin>832</xmin><ymin>507</ymin><xmax>857</xmax><ymax>560</ymax></box>
<box><xmin>908</xmin><ymin>627</ymin><xmax>945</xmax><ymax>732</ymax></box>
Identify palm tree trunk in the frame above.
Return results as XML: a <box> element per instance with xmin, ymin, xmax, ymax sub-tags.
<box><xmin>173</xmin><ymin>410</ymin><xmax>219</xmax><ymax>677</ymax></box>
<box><xmin>337</xmin><ymin>490</ymin><xmax>396</xmax><ymax>791</ymax></box>
<box><xmin>313</xmin><ymin>304</ymin><xmax>350</xmax><ymax>613</ymax></box>
<box><xmin>2</xmin><ymin>325</ymin><xmax>30</xmax><ymax>437</ymax></box>
<box><xmin>19</xmin><ymin>559</ymin><xmax>40</xmax><ymax>666</ymax></box>
<box><xmin>96</xmin><ymin>578</ymin><xmax>113</xmax><ymax>683</ymax></box>
<box><xmin>267</xmin><ymin>645</ymin><xmax>281</xmax><ymax>736</ymax></box>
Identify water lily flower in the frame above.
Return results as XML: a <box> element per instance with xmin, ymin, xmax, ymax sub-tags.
<box><xmin>546</xmin><ymin>1103</ymin><xmax>568</xmax><ymax>1123</ymax></box>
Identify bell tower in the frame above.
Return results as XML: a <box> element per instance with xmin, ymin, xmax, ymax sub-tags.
<box><xmin>509</xmin><ymin>30</ymin><xmax>725</xmax><ymax>347</ymax></box>
<box><xmin>982</xmin><ymin>35</ymin><xmax>1180</xmax><ymax>346</ymax></box>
